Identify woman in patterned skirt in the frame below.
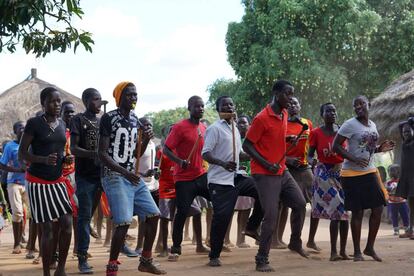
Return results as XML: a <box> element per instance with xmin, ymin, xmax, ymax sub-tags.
<box><xmin>19</xmin><ymin>87</ymin><xmax>74</xmax><ymax>276</ymax></box>
<box><xmin>308</xmin><ymin>103</ymin><xmax>349</xmax><ymax>261</ymax></box>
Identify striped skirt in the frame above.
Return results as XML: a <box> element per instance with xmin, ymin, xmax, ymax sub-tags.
<box><xmin>26</xmin><ymin>174</ymin><xmax>72</xmax><ymax>223</ymax></box>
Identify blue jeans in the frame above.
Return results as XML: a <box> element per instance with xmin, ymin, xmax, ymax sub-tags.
<box><xmin>102</xmin><ymin>174</ymin><xmax>160</xmax><ymax>227</ymax></box>
<box><xmin>76</xmin><ymin>175</ymin><xmax>102</xmax><ymax>255</ymax></box>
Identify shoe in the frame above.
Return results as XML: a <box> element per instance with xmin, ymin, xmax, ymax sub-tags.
<box><xmin>25</xmin><ymin>250</ymin><xmax>35</xmax><ymax>259</ymax></box>
<box><xmin>138</xmin><ymin>256</ymin><xmax>166</xmax><ymax>274</ymax></box>
<box><xmin>168</xmin><ymin>253</ymin><xmax>179</xmax><ymax>262</ymax></box>
<box><xmin>222</xmin><ymin>245</ymin><xmax>232</xmax><ymax>252</ymax></box>
<box><xmin>243</xmin><ymin>229</ymin><xmax>260</xmax><ymax>241</ymax></box>
<box><xmin>207</xmin><ymin>258</ymin><xmax>222</xmax><ymax>267</ymax></box>
<box><xmin>255</xmin><ymin>255</ymin><xmax>274</xmax><ymax>272</ymax></box>
<box><xmin>78</xmin><ymin>254</ymin><xmax>94</xmax><ymax>274</ymax></box>
<box><xmin>106</xmin><ymin>261</ymin><xmax>118</xmax><ymax>276</ymax></box>
<box><xmin>121</xmin><ymin>245</ymin><xmax>139</xmax><ymax>257</ymax></box>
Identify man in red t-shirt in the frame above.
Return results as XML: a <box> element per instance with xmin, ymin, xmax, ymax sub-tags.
<box><xmin>273</xmin><ymin>97</ymin><xmax>317</xmax><ymax>250</ymax></box>
<box><xmin>243</xmin><ymin>80</ymin><xmax>307</xmax><ymax>272</ymax></box>
<box><xmin>163</xmin><ymin>96</ymin><xmax>210</xmax><ymax>261</ymax></box>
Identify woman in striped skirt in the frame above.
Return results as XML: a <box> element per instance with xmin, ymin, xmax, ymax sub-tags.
<box><xmin>19</xmin><ymin>87</ymin><xmax>74</xmax><ymax>276</ymax></box>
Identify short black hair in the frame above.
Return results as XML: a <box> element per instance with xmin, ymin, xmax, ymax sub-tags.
<box><xmin>82</xmin><ymin>88</ymin><xmax>99</xmax><ymax>107</ymax></box>
<box><xmin>13</xmin><ymin>121</ymin><xmax>24</xmax><ymax>134</ymax></box>
<box><xmin>187</xmin><ymin>95</ymin><xmax>202</xmax><ymax>108</ymax></box>
<box><xmin>320</xmin><ymin>102</ymin><xmax>334</xmax><ymax>117</ymax></box>
<box><xmin>215</xmin><ymin>95</ymin><xmax>232</xmax><ymax>112</ymax></box>
<box><xmin>61</xmin><ymin>101</ymin><xmax>74</xmax><ymax>116</ymax></box>
<box><xmin>238</xmin><ymin>114</ymin><xmax>251</xmax><ymax>124</ymax></box>
<box><xmin>352</xmin><ymin>95</ymin><xmax>369</xmax><ymax>105</ymax></box>
<box><xmin>272</xmin><ymin>80</ymin><xmax>293</xmax><ymax>94</ymax></box>
<box><xmin>139</xmin><ymin>117</ymin><xmax>152</xmax><ymax>125</ymax></box>
<box><xmin>40</xmin><ymin>87</ymin><xmax>58</xmax><ymax>105</ymax></box>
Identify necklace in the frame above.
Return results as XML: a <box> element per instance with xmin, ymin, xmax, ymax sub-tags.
<box><xmin>82</xmin><ymin>114</ymin><xmax>99</xmax><ymax>130</ymax></box>
<box><xmin>42</xmin><ymin>115</ymin><xmax>59</xmax><ymax>137</ymax></box>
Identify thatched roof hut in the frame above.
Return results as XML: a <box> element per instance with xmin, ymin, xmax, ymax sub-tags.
<box><xmin>0</xmin><ymin>68</ymin><xmax>84</xmax><ymax>142</ymax></box>
<box><xmin>370</xmin><ymin>69</ymin><xmax>414</xmax><ymax>162</ymax></box>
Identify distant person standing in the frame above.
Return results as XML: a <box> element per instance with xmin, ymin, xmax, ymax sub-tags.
<box><xmin>396</xmin><ymin>121</ymin><xmax>414</xmax><ymax>238</ymax></box>
<box><xmin>0</xmin><ymin>121</ymin><xmax>26</xmax><ymax>254</ymax></box>
<box><xmin>385</xmin><ymin>164</ymin><xmax>409</xmax><ymax>236</ymax></box>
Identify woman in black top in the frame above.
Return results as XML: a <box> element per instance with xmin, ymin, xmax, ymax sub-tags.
<box><xmin>19</xmin><ymin>87</ymin><xmax>74</xmax><ymax>276</ymax></box>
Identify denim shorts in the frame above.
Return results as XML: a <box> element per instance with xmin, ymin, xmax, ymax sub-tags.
<box><xmin>102</xmin><ymin>174</ymin><xmax>160</xmax><ymax>226</ymax></box>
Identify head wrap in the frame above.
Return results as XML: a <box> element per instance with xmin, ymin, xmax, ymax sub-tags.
<box><xmin>113</xmin><ymin>82</ymin><xmax>133</xmax><ymax>107</ymax></box>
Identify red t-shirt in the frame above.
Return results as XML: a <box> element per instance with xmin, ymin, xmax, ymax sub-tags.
<box><xmin>286</xmin><ymin>118</ymin><xmax>313</xmax><ymax>166</ymax></box>
<box><xmin>246</xmin><ymin>105</ymin><xmax>287</xmax><ymax>175</ymax></box>
<box><xmin>309</xmin><ymin>127</ymin><xmax>344</xmax><ymax>164</ymax></box>
<box><xmin>164</xmin><ymin>119</ymin><xmax>206</xmax><ymax>182</ymax></box>
<box><xmin>157</xmin><ymin>150</ymin><xmax>176</xmax><ymax>199</ymax></box>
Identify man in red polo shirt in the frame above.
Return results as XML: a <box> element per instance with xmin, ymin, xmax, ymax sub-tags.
<box><xmin>243</xmin><ymin>80</ymin><xmax>307</xmax><ymax>272</ymax></box>
<box><xmin>163</xmin><ymin>95</ymin><xmax>210</xmax><ymax>261</ymax></box>
<box><xmin>273</xmin><ymin>97</ymin><xmax>317</xmax><ymax>250</ymax></box>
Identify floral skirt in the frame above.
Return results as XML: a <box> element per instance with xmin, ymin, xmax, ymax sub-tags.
<box><xmin>311</xmin><ymin>163</ymin><xmax>349</xmax><ymax>221</ymax></box>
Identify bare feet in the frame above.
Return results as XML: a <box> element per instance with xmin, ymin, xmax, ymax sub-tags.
<box><xmin>306</xmin><ymin>241</ymin><xmax>322</xmax><ymax>252</ymax></box>
<box><xmin>288</xmin><ymin>244</ymin><xmax>309</xmax><ymax>258</ymax></box>
<box><xmin>363</xmin><ymin>248</ymin><xmax>382</xmax><ymax>262</ymax></box>
<box><xmin>12</xmin><ymin>245</ymin><xmax>22</xmax><ymax>254</ymax></box>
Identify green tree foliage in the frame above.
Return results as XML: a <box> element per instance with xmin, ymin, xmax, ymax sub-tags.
<box><xmin>145</xmin><ymin>107</ymin><xmax>218</xmax><ymax>138</ymax></box>
<box><xmin>0</xmin><ymin>0</ymin><xmax>93</xmax><ymax>57</ymax></box>
<box><xmin>209</xmin><ymin>0</ymin><xmax>414</xmax><ymax>123</ymax></box>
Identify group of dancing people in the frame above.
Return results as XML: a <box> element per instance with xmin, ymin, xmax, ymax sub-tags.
<box><xmin>2</xmin><ymin>78</ymin><xmax>414</xmax><ymax>276</ymax></box>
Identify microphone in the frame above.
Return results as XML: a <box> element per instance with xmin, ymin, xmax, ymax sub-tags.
<box><xmin>291</xmin><ymin>116</ymin><xmax>309</xmax><ymax>131</ymax></box>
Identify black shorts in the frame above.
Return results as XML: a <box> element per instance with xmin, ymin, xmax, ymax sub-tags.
<box><xmin>341</xmin><ymin>172</ymin><xmax>386</xmax><ymax>211</ymax></box>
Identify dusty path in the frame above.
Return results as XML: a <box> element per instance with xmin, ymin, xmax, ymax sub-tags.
<box><xmin>1</xmin><ymin>213</ymin><xmax>414</xmax><ymax>276</ymax></box>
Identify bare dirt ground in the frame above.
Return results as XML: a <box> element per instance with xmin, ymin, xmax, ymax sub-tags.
<box><xmin>1</xmin><ymin>212</ymin><xmax>414</xmax><ymax>276</ymax></box>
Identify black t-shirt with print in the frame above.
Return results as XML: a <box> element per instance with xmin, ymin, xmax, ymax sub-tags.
<box><xmin>99</xmin><ymin>109</ymin><xmax>140</xmax><ymax>177</ymax></box>
<box><xmin>71</xmin><ymin>113</ymin><xmax>101</xmax><ymax>180</ymax></box>
<box><xmin>24</xmin><ymin>115</ymin><xmax>67</xmax><ymax>181</ymax></box>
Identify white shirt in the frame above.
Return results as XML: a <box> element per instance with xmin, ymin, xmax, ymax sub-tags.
<box><xmin>202</xmin><ymin>119</ymin><xmax>241</xmax><ymax>186</ymax></box>
<box><xmin>138</xmin><ymin>140</ymin><xmax>159</xmax><ymax>191</ymax></box>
